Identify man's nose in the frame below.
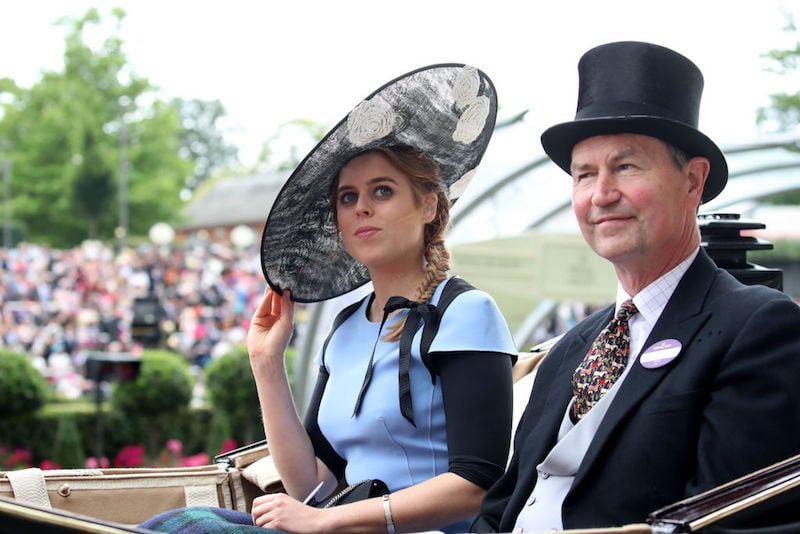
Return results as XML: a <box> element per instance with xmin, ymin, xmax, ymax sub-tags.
<box><xmin>592</xmin><ymin>169</ymin><xmax>621</xmax><ymax>206</ymax></box>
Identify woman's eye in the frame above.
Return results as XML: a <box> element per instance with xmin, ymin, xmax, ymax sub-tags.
<box><xmin>339</xmin><ymin>191</ymin><xmax>356</xmax><ymax>205</ymax></box>
<box><xmin>373</xmin><ymin>185</ymin><xmax>393</xmax><ymax>199</ymax></box>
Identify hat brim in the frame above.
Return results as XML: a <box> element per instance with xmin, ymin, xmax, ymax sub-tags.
<box><xmin>261</xmin><ymin>64</ymin><xmax>498</xmax><ymax>303</ymax></box>
<box><xmin>540</xmin><ymin>116</ymin><xmax>728</xmax><ymax>203</ymax></box>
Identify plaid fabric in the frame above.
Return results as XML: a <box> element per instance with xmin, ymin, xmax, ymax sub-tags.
<box><xmin>139</xmin><ymin>506</ymin><xmax>288</xmax><ymax>534</ymax></box>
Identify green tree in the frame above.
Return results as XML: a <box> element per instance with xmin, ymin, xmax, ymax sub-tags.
<box><xmin>758</xmin><ymin>9</ymin><xmax>800</xmax><ymax>204</ymax></box>
<box><xmin>111</xmin><ymin>349</ymin><xmax>194</xmax><ymax>454</ymax></box>
<box><xmin>0</xmin><ymin>8</ymin><xmax>236</xmax><ymax>246</ymax></box>
<box><xmin>111</xmin><ymin>350</ymin><xmax>193</xmax><ymax>416</ymax></box>
<box><xmin>254</xmin><ymin>119</ymin><xmax>328</xmax><ymax>173</ymax></box>
<box><xmin>51</xmin><ymin>415</ymin><xmax>86</xmax><ymax>469</ymax></box>
<box><xmin>173</xmin><ymin>98</ymin><xmax>239</xmax><ymax>195</ymax></box>
<box><xmin>204</xmin><ymin>345</ymin><xmax>262</xmax><ymax>446</ymax></box>
<box><xmin>71</xmin><ymin>130</ymin><xmax>115</xmax><ymax>238</ymax></box>
<box><xmin>0</xmin><ymin>349</ymin><xmax>49</xmax><ymax>417</ymax></box>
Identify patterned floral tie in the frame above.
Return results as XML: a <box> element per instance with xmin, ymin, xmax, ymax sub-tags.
<box><xmin>571</xmin><ymin>300</ymin><xmax>638</xmax><ymax>423</ymax></box>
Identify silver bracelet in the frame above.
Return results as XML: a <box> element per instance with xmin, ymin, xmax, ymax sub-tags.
<box><xmin>381</xmin><ymin>494</ymin><xmax>396</xmax><ymax>534</ymax></box>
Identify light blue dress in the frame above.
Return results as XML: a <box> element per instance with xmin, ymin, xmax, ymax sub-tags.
<box><xmin>315</xmin><ymin>278</ymin><xmax>517</xmax><ymax>533</ymax></box>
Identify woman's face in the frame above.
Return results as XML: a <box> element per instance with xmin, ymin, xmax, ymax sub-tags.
<box><xmin>335</xmin><ymin>152</ymin><xmax>437</xmax><ymax>273</ymax></box>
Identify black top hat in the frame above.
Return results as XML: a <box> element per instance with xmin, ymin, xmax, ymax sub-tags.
<box><xmin>260</xmin><ymin>64</ymin><xmax>498</xmax><ymax>303</ymax></box>
<box><xmin>541</xmin><ymin>41</ymin><xmax>727</xmax><ymax>203</ymax></box>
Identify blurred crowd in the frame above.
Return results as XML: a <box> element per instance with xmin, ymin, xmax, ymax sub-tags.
<box><xmin>1</xmin><ymin>239</ymin><xmax>593</xmax><ymax>402</ymax></box>
<box><xmin>0</xmin><ymin>239</ymin><xmax>266</xmax><ymax>400</ymax></box>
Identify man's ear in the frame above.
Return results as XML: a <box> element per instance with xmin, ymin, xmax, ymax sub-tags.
<box><xmin>685</xmin><ymin>156</ymin><xmax>710</xmax><ymax>204</ymax></box>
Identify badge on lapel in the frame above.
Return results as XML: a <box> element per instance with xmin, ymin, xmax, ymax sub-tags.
<box><xmin>640</xmin><ymin>339</ymin><xmax>682</xmax><ymax>369</ymax></box>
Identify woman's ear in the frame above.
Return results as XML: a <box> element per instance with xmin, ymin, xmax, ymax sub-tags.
<box><xmin>422</xmin><ymin>194</ymin><xmax>438</xmax><ymax>223</ymax></box>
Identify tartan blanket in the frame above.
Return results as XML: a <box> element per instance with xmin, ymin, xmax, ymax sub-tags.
<box><xmin>139</xmin><ymin>506</ymin><xmax>287</xmax><ymax>534</ymax></box>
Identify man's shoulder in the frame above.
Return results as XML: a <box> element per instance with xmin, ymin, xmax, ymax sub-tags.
<box><xmin>708</xmin><ymin>266</ymin><xmax>794</xmax><ymax>308</ymax></box>
<box><xmin>677</xmin><ymin>251</ymin><xmax>793</xmax><ymax>312</ymax></box>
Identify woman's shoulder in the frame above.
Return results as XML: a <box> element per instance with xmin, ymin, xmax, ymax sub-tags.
<box><xmin>430</xmin><ymin>277</ymin><xmax>516</xmax><ymax>354</ymax></box>
<box><xmin>433</xmin><ymin>276</ymin><xmax>496</xmax><ymax>309</ymax></box>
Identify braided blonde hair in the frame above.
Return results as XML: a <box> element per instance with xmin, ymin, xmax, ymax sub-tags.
<box><xmin>331</xmin><ymin>145</ymin><xmax>452</xmax><ymax>342</ymax></box>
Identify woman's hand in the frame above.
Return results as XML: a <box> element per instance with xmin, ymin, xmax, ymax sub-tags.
<box><xmin>251</xmin><ymin>492</ymin><xmax>325</xmax><ymax>533</ymax></box>
<box><xmin>247</xmin><ymin>287</ymin><xmax>295</xmax><ymax>368</ymax></box>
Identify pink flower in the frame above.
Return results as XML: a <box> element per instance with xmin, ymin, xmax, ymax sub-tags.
<box><xmin>114</xmin><ymin>445</ymin><xmax>145</xmax><ymax>467</ymax></box>
<box><xmin>5</xmin><ymin>449</ymin><xmax>32</xmax><ymax>469</ymax></box>
<box><xmin>218</xmin><ymin>439</ymin><xmax>238</xmax><ymax>455</ymax></box>
<box><xmin>166</xmin><ymin>439</ymin><xmax>183</xmax><ymax>455</ymax></box>
<box><xmin>179</xmin><ymin>453</ymin><xmax>210</xmax><ymax>467</ymax></box>
<box><xmin>39</xmin><ymin>459</ymin><xmax>62</xmax><ymax>470</ymax></box>
<box><xmin>85</xmin><ymin>456</ymin><xmax>109</xmax><ymax>469</ymax></box>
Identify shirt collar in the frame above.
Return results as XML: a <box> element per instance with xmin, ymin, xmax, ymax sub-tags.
<box><xmin>616</xmin><ymin>248</ymin><xmax>699</xmax><ymax>323</ymax></box>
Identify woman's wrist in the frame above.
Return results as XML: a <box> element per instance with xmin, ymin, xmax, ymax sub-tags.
<box><xmin>249</xmin><ymin>351</ymin><xmax>287</xmax><ymax>374</ymax></box>
<box><xmin>382</xmin><ymin>494</ymin><xmax>396</xmax><ymax>534</ymax></box>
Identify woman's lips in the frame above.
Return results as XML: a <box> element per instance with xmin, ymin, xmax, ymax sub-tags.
<box><xmin>355</xmin><ymin>226</ymin><xmax>379</xmax><ymax>238</ymax></box>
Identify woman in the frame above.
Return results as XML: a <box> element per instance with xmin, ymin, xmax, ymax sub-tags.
<box><xmin>142</xmin><ymin>64</ymin><xmax>516</xmax><ymax>534</ymax></box>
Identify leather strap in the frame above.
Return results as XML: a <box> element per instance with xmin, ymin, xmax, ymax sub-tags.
<box><xmin>5</xmin><ymin>468</ymin><xmax>52</xmax><ymax>509</ymax></box>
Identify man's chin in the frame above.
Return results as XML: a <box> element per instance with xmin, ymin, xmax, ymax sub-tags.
<box><xmin>590</xmin><ymin>242</ymin><xmax>637</xmax><ymax>265</ymax></box>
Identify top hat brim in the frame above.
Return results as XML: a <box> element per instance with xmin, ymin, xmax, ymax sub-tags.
<box><xmin>541</xmin><ymin>116</ymin><xmax>728</xmax><ymax>204</ymax></box>
<box><xmin>260</xmin><ymin>64</ymin><xmax>498</xmax><ymax>303</ymax></box>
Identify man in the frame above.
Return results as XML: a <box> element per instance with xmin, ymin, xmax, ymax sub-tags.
<box><xmin>472</xmin><ymin>41</ymin><xmax>800</xmax><ymax>532</ymax></box>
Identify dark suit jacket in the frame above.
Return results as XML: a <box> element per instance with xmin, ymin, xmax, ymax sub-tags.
<box><xmin>473</xmin><ymin>250</ymin><xmax>800</xmax><ymax>531</ymax></box>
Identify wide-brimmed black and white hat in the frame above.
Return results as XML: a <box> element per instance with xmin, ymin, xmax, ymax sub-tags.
<box><xmin>541</xmin><ymin>41</ymin><xmax>728</xmax><ymax>203</ymax></box>
<box><xmin>261</xmin><ymin>64</ymin><xmax>498</xmax><ymax>303</ymax></box>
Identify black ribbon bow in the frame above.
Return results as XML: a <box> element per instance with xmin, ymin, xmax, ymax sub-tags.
<box><xmin>352</xmin><ymin>296</ymin><xmax>437</xmax><ymax>426</ymax></box>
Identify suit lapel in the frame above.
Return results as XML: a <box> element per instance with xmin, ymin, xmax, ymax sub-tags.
<box><xmin>574</xmin><ymin>251</ymin><xmax>719</xmax><ymax>485</ymax></box>
<box><xmin>509</xmin><ymin>307</ymin><xmax>613</xmax><ymax>506</ymax></box>
<box><xmin>543</xmin><ymin>307</ymin><xmax>613</xmax><ymax>436</ymax></box>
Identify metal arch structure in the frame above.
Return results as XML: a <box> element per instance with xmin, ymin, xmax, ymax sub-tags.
<box><xmin>504</xmin><ymin>137</ymin><xmax>800</xmax><ymax>347</ymax></box>
<box><xmin>455</xmin><ymin>136</ymin><xmax>800</xmax><ymax>234</ymax></box>
<box><xmin>450</xmin><ymin>155</ymin><xmax>552</xmax><ymax>229</ymax></box>
<box><xmin>513</xmin><ymin>157</ymin><xmax>800</xmax><ymax>234</ymax></box>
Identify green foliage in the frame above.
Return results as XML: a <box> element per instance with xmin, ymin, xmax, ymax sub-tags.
<box><xmin>51</xmin><ymin>415</ymin><xmax>85</xmax><ymax>468</ymax></box>
<box><xmin>760</xmin><ymin>189</ymin><xmax>800</xmax><ymax>205</ymax></box>
<box><xmin>204</xmin><ymin>345</ymin><xmax>261</xmax><ymax>444</ymax></box>
<box><xmin>750</xmin><ymin>239</ymin><xmax>800</xmax><ymax>262</ymax></box>
<box><xmin>111</xmin><ymin>349</ymin><xmax>193</xmax><ymax>416</ymax></box>
<box><xmin>0</xmin><ymin>8</ymin><xmax>233</xmax><ymax>247</ymax></box>
<box><xmin>172</xmin><ymin>98</ymin><xmax>239</xmax><ymax>192</ymax></box>
<box><xmin>0</xmin><ymin>403</ymin><xmax>215</xmax><ymax>467</ymax></box>
<box><xmin>205</xmin><ymin>410</ymin><xmax>234</xmax><ymax>458</ymax></box>
<box><xmin>759</xmin><ymin>11</ymin><xmax>800</xmax><ymax>135</ymax></box>
<box><xmin>205</xmin><ymin>345</ymin><xmax>258</xmax><ymax>414</ymax></box>
<box><xmin>203</xmin><ymin>344</ymin><xmax>291</xmax><ymax>445</ymax></box>
<box><xmin>755</xmin><ymin>11</ymin><xmax>800</xmax><ymax>206</ymax></box>
<box><xmin>0</xmin><ymin>349</ymin><xmax>49</xmax><ymax>416</ymax></box>
<box><xmin>255</xmin><ymin>119</ymin><xmax>328</xmax><ymax>174</ymax></box>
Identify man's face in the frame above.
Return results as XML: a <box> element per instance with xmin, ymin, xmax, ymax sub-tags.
<box><xmin>569</xmin><ymin>133</ymin><xmax>706</xmax><ymax>276</ymax></box>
